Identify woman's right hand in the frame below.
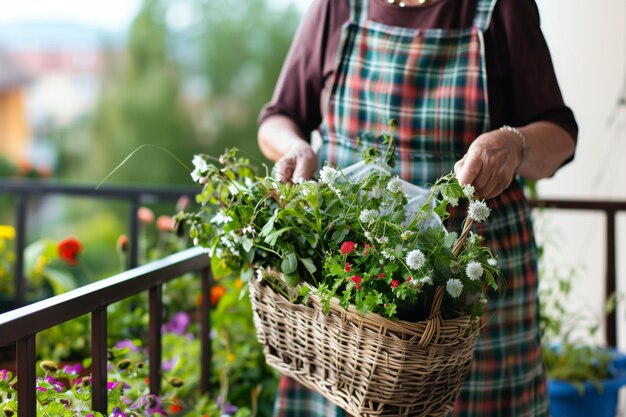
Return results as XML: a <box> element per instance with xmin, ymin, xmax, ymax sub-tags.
<box><xmin>274</xmin><ymin>141</ymin><xmax>318</xmax><ymax>183</ymax></box>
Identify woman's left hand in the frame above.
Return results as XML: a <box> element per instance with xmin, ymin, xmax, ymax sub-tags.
<box><xmin>454</xmin><ymin>128</ymin><xmax>523</xmax><ymax>200</ymax></box>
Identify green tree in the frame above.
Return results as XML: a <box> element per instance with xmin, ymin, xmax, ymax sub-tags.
<box><xmin>91</xmin><ymin>0</ymin><xmax>195</xmax><ymax>185</ymax></box>
<box><xmin>189</xmin><ymin>0</ymin><xmax>301</xmax><ymax>163</ymax></box>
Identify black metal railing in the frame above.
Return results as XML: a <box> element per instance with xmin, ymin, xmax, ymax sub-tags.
<box><xmin>0</xmin><ymin>179</ymin><xmax>198</xmax><ymax>308</ymax></box>
<box><xmin>0</xmin><ymin>247</ymin><xmax>213</xmax><ymax>416</ymax></box>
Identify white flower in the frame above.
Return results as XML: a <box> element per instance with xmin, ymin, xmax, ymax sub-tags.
<box><xmin>243</xmin><ymin>224</ymin><xmax>256</xmax><ymax>237</ymax></box>
<box><xmin>255</xmin><ymin>268</ymin><xmax>264</xmax><ymax>282</ymax></box>
<box><xmin>468</xmin><ymin>231</ymin><xmax>481</xmax><ymax>245</ymax></box>
<box><xmin>319</xmin><ymin>166</ymin><xmax>340</xmax><ymax>185</ymax></box>
<box><xmin>406</xmin><ymin>249</ymin><xmax>426</xmax><ymax>270</ymax></box>
<box><xmin>376</xmin><ymin>235</ymin><xmax>389</xmax><ymax>244</ymax></box>
<box><xmin>359</xmin><ymin>209</ymin><xmax>378</xmax><ymax>225</ymax></box>
<box><xmin>191</xmin><ymin>155</ymin><xmax>209</xmax><ymax>182</ymax></box>
<box><xmin>381</xmin><ymin>250</ymin><xmax>395</xmax><ymax>260</ymax></box>
<box><xmin>467</xmin><ymin>200</ymin><xmax>491</xmax><ymax>223</ymax></box>
<box><xmin>466</xmin><ymin>261</ymin><xmax>484</xmax><ymax>281</ymax></box>
<box><xmin>479</xmin><ymin>295</ymin><xmax>488</xmax><ymax>304</ymax></box>
<box><xmin>444</xmin><ymin>196</ymin><xmax>459</xmax><ymax>207</ymax></box>
<box><xmin>193</xmin><ymin>237</ymin><xmax>200</xmax><ymax>246</ymax></box>
<box><xmin>211</xmin><ymin>211</ymin><xmax>233</xmax><ymax>225</ymax></box>
<box><xmin>364</xmin><ymin>231</ymin><xmax>374</xmax><ymax>241</ymax></box>
<box><xmin>386</xmin><ymin>176</ymin><xmax>402</xmax><ymax>194</ymax></box>
<box><xmin>446</xmin><ymin>278</ymin><xmax>464</xmax><ymax>298</ymax></box>
<box><xmin>463</xmin><ymin>184</ymin><xmax>475</xmax><ymax>199</ymax></box>
<box><xmin>420</xmin><ymin>275</ymin><xmax>433</xmax><ymax>286</ymax></box>
<box><xmin>400</xmin><ymin>230</ymin><xmax>414</xmax><ymax>240</ymax></box>
<box><xmin>487</xmin><ymin>258</ymin><xmax>498</xmax><ymax>267</ymax></box>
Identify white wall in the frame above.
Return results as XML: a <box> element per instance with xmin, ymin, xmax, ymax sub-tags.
<box><xmin>535</xmin><ymin>0</ymin><xmax>626</xmax><ymax>347</ymax></box>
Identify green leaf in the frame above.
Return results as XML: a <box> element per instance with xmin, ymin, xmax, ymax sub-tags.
<box><xmin>42</xmin><ymin>267</ymin><xmax>77</xmax><ymax>295</ymax></box>
<box><xmin>242</xmin><ymin>237</ymin><xmax>253</xmax><ymax>252</ymax></box>
<box><xmin>281</xmin><ymin>252</ymin><xmax>298</xmax><ymax>275</ymax></box>
<box><xmin>300</xmin><ymin>258</ymin><xmax>317</xmax><ymax>274</ymax></box>
<box><xmin>331</xmin><ymin>226</ymin><xmax>349</xmax><ymax>244</ymax></box>
<box><xmin>259</xmin><ymin>210</ymin><xmax>277</xmax><ymax>237</ymax></box>
<box><xmin>444</xmin><ymin>232</ymin><xmax>458</xmax><ymax>249</ymax></box>
<box><xmin>284</xmin><ymin>273</ymin><xmax>300</xmax><ymax>287</ymax></box>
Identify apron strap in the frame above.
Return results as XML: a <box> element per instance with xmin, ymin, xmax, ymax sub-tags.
<box><xmin>349</xmin><ymin>0</ymin><xmax>369</xmax><ymax>23</ymax></box>
<box><xmin>473</xmin><ymin>0</ymin><xmax>498</xmax><ymax>32</ymax></box>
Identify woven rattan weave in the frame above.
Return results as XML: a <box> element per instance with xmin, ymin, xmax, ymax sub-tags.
<box><xmin>249</xmin><ymin>278</ymin><xmax>480</xmax><ymax>417</ymax></box>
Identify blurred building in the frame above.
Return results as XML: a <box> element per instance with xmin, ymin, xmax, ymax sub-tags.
<box><xmin>0</xmin><ymin>50</ymin><xmax>31</xmax><ymax>164</ymax></box>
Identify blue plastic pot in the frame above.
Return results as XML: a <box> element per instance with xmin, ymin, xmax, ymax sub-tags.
<box><xmin>548</xmin><ymin>350</ymin><xmax>626</xmax><ymax>417</ymax></box>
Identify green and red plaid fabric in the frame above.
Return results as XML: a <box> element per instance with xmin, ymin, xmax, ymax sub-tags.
<box><xmin>274</xmin><ymin>0</ymin><xmax>548</xmax><ymax>416</ymax></box>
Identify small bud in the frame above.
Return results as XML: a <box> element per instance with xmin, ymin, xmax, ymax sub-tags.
<box><xmin>176</xmin><ymin>195</ymin><xmax>191</xmax><ymax>212</ymax></box>
<box><xmin>116</xmin><ymin>359</ymin><xmax>132</xmax><ymax>370</ymax></box>
<box><xmin>389</xmin><ymin>118</ymin><xmax>398</xmax><ymax>128</ymax></box>
<box><xmin>39</xmin><ymin>360</ymin><xmax>58</xmax><ymax>373</ymax></box>
<box><xmin>167</xmin><ymin>376</ymin><xmax>184</xmax><ymax>387</ymax></box>
<box><xmin>137</xmin><ymin>207</ymin><xmax>155</xmax><ymax>224</ymax></box>
<box><xmin>116</xmin><ymin>235</ymin><xmax>128</xmax><ymax>252</ymax></box>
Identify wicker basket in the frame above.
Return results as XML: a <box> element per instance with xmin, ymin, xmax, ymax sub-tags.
<box><xmin>249</xmin><ymin>277</ymin><xmax>480</xmax><ymax>417</ymax></box>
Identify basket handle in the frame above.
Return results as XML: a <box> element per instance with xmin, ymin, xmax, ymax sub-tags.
<box><xmin>418</xmin><ymin>218</ymin><xmax>474</xmax><ymax>347</ymax></box>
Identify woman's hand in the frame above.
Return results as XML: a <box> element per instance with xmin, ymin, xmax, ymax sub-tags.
<box><xmin>274</xmin><ymin>141</ymin><xmax>318</xmax><ymax>183</ymax></box>
<box><xmin>454</xmin><ymin>128</ymin><xmax>523</xmax><ymax>200</ymax></box>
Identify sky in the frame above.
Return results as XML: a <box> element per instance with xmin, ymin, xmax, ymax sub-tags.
<box><xmin>0</xmin><ymin>0</ymin><xmax>311</xmax><ymax>31</ymax></box>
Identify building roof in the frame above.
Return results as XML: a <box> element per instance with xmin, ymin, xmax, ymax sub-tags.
<box><xmin>0</xmin><ymin>49</ymin><xmax>31</xmax><ymax>91</ymax></box>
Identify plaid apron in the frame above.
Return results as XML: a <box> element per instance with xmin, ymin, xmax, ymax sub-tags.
<box><xmin>274</xmin><ymin>0</ymin><xmax>548</xmax><ymax>415</ymax></box>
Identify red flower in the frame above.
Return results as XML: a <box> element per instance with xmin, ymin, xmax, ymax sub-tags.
<box><xmin>350</xmin><ymin>275</ymin><xmax>362</xmax><ymax>290</ymax></box>
<box><xmin>378</xmin><ymin>273</ymin><xmax>385</xmax><ymax>278</ymax></box>
<box><xmin>406</xmin><ymin>276</ymin><xmax>412</xmax><ymax>283</ymax></box>
<box><xmin>344</xmin><ymin>262</ymin><xmax>351</xmax><ymax>272</ymax></box>
<box><xmin>363</xmin><ymin>243</ymin><xmax>370</xmax><ymax>256</ymax></box>
<box><xmin>137</xmin><ymin>207</ymin><xmax>155</xmax><ymax>224</ymax></box>
<box><xmin>340</xmin><ymin>241</ymin><xmax>356</xmax><ymax>255</ymax></box>
<box><xmin>156</xmin><ymin>215</ymin><xmax>175</xmax><ymax>232</ymax></box>
<box><xmin>391</xmin><ymin>280</ymin><xmax>399</xmax><ymax>289</ymax></box>
<box><xmin>58</xmin><ymin>237</ymin><xmax>82</xmax><ymax>266</ymax></box>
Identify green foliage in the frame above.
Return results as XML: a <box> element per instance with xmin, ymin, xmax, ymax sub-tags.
<box><xmin>180</xmin><ymin>143</ymin><xmax>503</xmax><ymax>322</ymax></box>
<box><xmin>90</xmin><ymin>0</ymin><xmax>195</xmax><ymax>185</ymax></box>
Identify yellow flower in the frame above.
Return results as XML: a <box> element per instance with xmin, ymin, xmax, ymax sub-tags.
<box><xmin>0</xmin><ymin>225</ymin><xmax>15</xmax><ymax>240</ymax></box>
<box><xmin>227</xmin><ymin>353</ymin><xmax>235</xmax><ymax>363</ymax></box>
<box><xmin>234</xmin><ymin>278</ymin><xmax>243</xmax><ymax>290</ymax></box>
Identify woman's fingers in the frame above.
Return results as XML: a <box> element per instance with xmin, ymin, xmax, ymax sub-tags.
<box><xmin>275</xmin><ymin>143</ymin><xmax>317</xmax><ymax>183</ymax></box>
<box><xmin>455</xmin><ymin>130</ymin><xmax>521</xmax><ymax>199</ymax></box>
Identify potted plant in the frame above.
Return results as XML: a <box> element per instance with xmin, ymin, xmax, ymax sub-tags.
<box><xmin>539</xmin><ymin>262</ymin><xmax>626</xmax><ymax>417</ymax></box>
<box><xmin>178</xmin><ymin>129</ymin><xmax>503</xmax><ymax>416</ymax></box>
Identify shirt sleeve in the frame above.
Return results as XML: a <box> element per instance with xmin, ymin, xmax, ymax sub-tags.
<box><xmin>488</xmin><ymin>0</ymin><xmax>578</xmax><ymax>144</ymax></box>
<box><xmin>257</xmin><ymin>0</ymin><xmax>331</xmax><ymax>139</ymax></box>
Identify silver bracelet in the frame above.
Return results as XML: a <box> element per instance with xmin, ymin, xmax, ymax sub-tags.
<box><xmin>500</xmin><ymin>125</ymin><xmax>529</xmax><ymax>166</ymax></box>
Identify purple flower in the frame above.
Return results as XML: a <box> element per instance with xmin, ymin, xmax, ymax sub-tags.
<box><xmin>223</xmin><ymin>403</ymin><xmax>239</xmax><ymax>415</ymax></box>
<box><xmin>115</xmin><ymin>339</ymin><xmax>141</xmax><ymax>353</ymax></box>
<box><xmin>36</xmin><ymin>386</ymin><xmax>47</xmax><ymax>392</ymax></box>
<box><xmin>0</xmin><ymin>369</ymin><xmax>7</xmax><ymax>380</ymax></box>
<box><xmin>110</xmin><ymin>407</ymin><xmax>127</xmax><ymax>417</ymax></box>
<box><xmin>161</xmin><ymin>356</ymin><xmax>178</xmax><ymax>372</ymax></box>
<box><xmin>162</xmin><ymin>311</ymin><xmax>190</xmax><ymax>335</ymax></box>
<box><xmin>107</xmin><ymin>381</ymin><xmax>130</xmax><ymax>392</ymax></box>
<box><xmin>45</xmin><ymin>375</ymin><xmax>64</xmax><ymax>392</ymax></box>
<box><xmin>62</xmin><ymin>363</ymin><xmax>83</xmax><ymax>376</ymax></box>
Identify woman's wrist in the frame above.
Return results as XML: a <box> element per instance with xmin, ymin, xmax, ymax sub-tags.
<box><xmin>499</xmin><ymin>125</ymin><xmax>529</xmax><ymax>172</ymax></box>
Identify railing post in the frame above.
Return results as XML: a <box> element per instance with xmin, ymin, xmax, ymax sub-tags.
<box><xmin>606</xmin><ymin>210</ymin><xmax>617</xmax><ymax>347</ymax></box>
<box><xmin>149</xmin><ymin>285</ymin><xmax>163</xmax><ymax>395</ymax></box>
<box><xmin>16</xmin><ymin>335</ymin><xmax>36</xmax><ymax>416</ymax></box>
<box><xmin>129</xmin><ymin>197</ymin><xmax>140</xmax><ymax>269</ymax></box>
<box><xmin>14</xmin><ymin>194</ymin><xmax>27</xmax><ymax>307</ymax></box>
<box><xmin>200</xmin><ymin>266</ymin><xmax>213</xmax><ymax>395</ymax></box>
<box><xmin>92</xmin><ymin>307</ymin><xmax>108</xmax><ymax>413</ymax></box>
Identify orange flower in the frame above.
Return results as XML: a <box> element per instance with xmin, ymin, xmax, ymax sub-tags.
<box><xmin>116</xmin><ymin>235</ymin><xmax>128</xmax><ymax>252</ymax></box>
<box><xmin>58</xmin><ymin>237</ymin><xmax>82</xmax><ymax>266</ymax></box>
<box><xmin>169</xmin><ymin>404</ymin><xmax>183</xmax><ymax>413</ymax></box>
<box><xmin>156</xmin><ymin>215</ymin><xmax>175</xmax><ymax>232</ymax></box>
<box><xmin>137</xmin><ymin>207</ymin><xmax>154</xmax><ymax>224</ymax></box>
<box><xmin>210</xmin><ymin>285</ymin><xmax>226</xmax><ymax>306</ymax></box>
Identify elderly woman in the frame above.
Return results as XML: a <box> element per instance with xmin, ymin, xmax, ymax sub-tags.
<box><xmin>258</xmin><ymin>0</ymin><xmax>577</xmax><ymax>416</ymax></box>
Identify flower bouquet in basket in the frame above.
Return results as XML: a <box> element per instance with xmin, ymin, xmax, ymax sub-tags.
<box><xmin>178</xmin><ymin>128</ymin><xmax>502</xmax><ymax>417</ymax></box>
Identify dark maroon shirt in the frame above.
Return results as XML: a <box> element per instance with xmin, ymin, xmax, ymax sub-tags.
<box><xmin>260</xmin><ymin>0</ymin><xmax>578</xmax><ymax>158</ymax></box>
